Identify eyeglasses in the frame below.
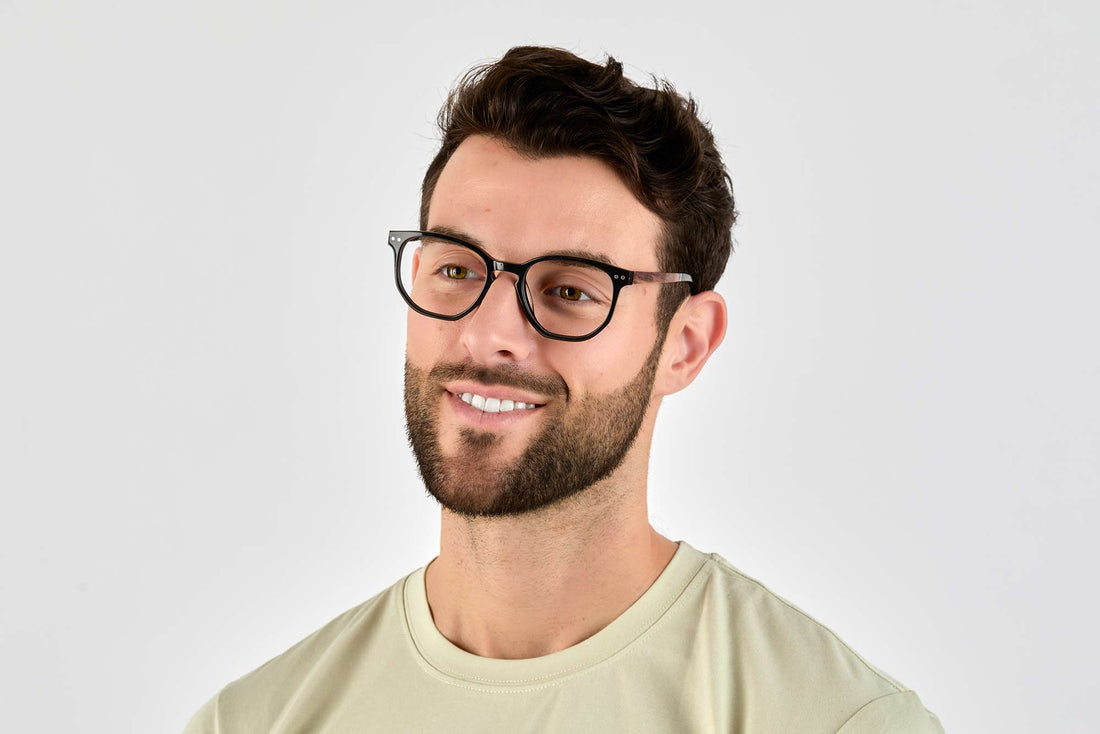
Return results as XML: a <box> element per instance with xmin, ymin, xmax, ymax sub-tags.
<box><xmin>387</xmin><ymin>230</ymin><xmax>695</xmax><ymax>342</ymax></box>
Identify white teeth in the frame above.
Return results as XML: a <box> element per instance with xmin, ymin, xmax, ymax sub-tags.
<box><xmin>455</xmin><ymin>392</ymin><xmax>538</xmax><ymax>413</ymax></box>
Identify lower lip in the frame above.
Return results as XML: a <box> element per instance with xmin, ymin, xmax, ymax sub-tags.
<box><xmin>444</xmin><ymin>390</ymin><xmax>544</xmax><ymax>428</ymax></box>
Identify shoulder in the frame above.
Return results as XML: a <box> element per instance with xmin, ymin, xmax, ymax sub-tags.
<box><xmin>699</xmin><ymin>551</ymin><xmax>907</xmax><ymax>689</ymax></box>
<box><xmin>687</xmin><ymin>549</ymin><xmax>942</xmax><ymax>732</ymax></box>
<box><xmin>836</xmin><ymin>690</ymin><xmax>946</xmax><ymax>733</ymax></box>
<box><xmin>182</xmin><ymin>570</ymin><xmax>411</xmax><ymax>733</ymax></box>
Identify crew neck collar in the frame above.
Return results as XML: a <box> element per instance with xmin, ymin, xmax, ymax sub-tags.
<box><xmin>402</xmin><ymin>539</ymin><xmax>708</xmax><ymax>688</ymax></box>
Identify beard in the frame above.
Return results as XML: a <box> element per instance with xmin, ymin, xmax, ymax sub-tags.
<box><xmin>403</xmin><ymin>335</ymin><xmax>665</xmax><ymax>519</ymax></box>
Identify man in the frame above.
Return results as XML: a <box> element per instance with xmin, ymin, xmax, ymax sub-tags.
<box><xmin>185</xmin><ymin>46</ymin><xmax>943</xmax><ymax>733</ymax></box>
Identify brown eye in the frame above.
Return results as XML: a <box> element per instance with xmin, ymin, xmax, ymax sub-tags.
<box><xmin>444</xmin><ymin>265</ymin><xmax>469</xmax><ymax>279</ymax></box>
<box><xmin>555</xmin><ymin>286</ymin><xmax>588</xmax><ymax>302</ymax></box>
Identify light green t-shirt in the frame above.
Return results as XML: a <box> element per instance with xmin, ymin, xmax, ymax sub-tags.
<box><xmin>184</xmin><ymin>540</ymin><xmax>944</xmax><ymax>733</ymax></box>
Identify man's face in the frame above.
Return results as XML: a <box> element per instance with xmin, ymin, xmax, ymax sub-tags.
<box><xmin>403</xmin><ymin>135</ymin><xmax>669</xmax><ymax>518</ymax></box>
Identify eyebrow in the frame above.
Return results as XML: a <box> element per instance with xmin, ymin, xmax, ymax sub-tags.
<box><xmin>427</xmin><ymin>224</ymin><xmax>617</xmax><ymax>268</ymax></box>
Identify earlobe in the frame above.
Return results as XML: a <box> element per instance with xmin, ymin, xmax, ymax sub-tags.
<box><xmin>655</xmin><ymin>291</ymin><xmax>727</xmax><ymax>397</ymax></box>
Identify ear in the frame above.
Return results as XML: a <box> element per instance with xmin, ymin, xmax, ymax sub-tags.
<box><xmin>654</xmin><ymin>290</ymin><xmax>727</xmax><ymax>397</ymax></box>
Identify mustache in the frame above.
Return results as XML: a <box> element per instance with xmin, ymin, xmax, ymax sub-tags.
<box><xmin>427</xmin><ymin>360</ymin><xmax>568</xmax><ymax>400</ymax></box>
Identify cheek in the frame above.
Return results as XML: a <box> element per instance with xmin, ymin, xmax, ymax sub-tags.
<box><xmin>548</xmin><ymin>341</ymin><xmax>631</xmax><ymax>395</ymax></box>
<box><xmin>406</xmin><ymin>313</ymin><xmax>454</xmax><ymax>365</ymax></box>
<box><xmin>574</xmin><ymin>316</ymin><xmax>657</xmax><ymax>390</ymax></box>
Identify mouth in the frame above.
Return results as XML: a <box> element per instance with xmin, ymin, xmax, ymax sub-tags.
<box><xmin>446</xmin><ymin>389</ymin><xmax>545</xmax><ymax>414</ymax></box>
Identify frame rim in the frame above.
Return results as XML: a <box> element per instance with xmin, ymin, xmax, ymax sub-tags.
<box><xmin>388</xmin><ymin>229</ymin><xmax>689</xmax><ymax>342</ymax></box>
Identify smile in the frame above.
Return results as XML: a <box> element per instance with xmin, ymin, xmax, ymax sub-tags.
<box><xmin>452</xmin><ymin>391</ymin><xmax>541</xmax><ymax>413</ymax></box>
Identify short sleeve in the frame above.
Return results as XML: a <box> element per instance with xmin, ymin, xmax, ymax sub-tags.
<box><xmin>835</xmin><ymin>690</ymin><xmax>945</xmax><ymax>734</ymax></box>
<box><xmin>181</xmin><ymin>690</ymin><xmax>221</xmax><ymax>734</ymax></box>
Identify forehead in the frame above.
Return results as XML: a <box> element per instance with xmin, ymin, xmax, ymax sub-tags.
<box><xmin>427</xmin><ymin>135</ymin><xmax>663</xmax><ymax>270</ymax></box>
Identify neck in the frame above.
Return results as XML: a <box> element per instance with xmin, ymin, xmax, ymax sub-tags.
<box><xmin>423</xmin><ymin>444</ymin><xmax>678</xmax><ymax>659</ymax></box>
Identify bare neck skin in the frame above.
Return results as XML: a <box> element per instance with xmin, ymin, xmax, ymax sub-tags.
<box><xmin>422</xmin><ymin>421</ymin><xmax>679</xmax><ymax>660</ymax></box>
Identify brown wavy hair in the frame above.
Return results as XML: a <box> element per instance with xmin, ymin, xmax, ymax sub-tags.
<box><xmin>420</xmin><ymin>46</ymin><xmax>737</xmax><ymax>332</ymax></box>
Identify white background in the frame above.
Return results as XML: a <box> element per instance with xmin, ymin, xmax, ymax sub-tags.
<box><xmin>2</xmin><ymin>1</ymin><xmax>1097</xmax><ymax>732</ymax></box>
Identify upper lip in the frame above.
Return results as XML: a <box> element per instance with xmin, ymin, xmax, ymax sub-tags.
<box><xmin>444</xmin><ymin>381</ymin><xmax>548</xmax><ymax>406</ymax></box>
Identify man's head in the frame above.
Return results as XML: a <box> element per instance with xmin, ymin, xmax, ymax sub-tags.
<box><xmin>420</xmin><ymin>46</ymin><xmax>737</xmax><ymax>334</ymax></box>
<box><xmin>402</xmin><ymin>47</ymin><xmax>735</xmax><ymax>519</ymax></box>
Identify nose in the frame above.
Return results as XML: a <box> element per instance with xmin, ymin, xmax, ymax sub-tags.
<box><xmin>459</xmin><ymin>271</ymin><xmax>538</xmax><ymax>364</ymax></box>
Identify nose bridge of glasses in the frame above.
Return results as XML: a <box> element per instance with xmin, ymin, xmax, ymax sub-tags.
<box><xmin>491</xmin><ymin>259</ymin><xmax>524</xmax><ymax>277</ymax></box>
<box><xmin>483</xmin><ymin>259</ymin><xmax>533</xmax><ymax>314</ymax></box>
<box><xmin>487</xmin><ymin>260</ymin><xmax>525</xmax><ymax>291</ymax></box>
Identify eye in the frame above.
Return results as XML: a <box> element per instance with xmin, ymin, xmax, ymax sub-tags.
<box><xmin>551</xmin><ymin>285</ymin><xmax>591</xmax><ymax>302</ymax></box>
<box><xmin>442</xmin><ymin>264</ymin><xmax>471</xmax><ymax>279</ymax></box>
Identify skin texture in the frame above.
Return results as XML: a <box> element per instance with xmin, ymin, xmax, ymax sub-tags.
<box><xmin>403</xmin><ymin>320</ymin><xmax>665</xmax><ymax>518</ymax></box>
<box><xmin>406</xmin><ymin>135</ymin><xmax>727</xmax><ymax>660</ymax></box>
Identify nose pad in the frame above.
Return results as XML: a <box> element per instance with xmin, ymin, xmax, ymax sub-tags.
<box><xmin>459</xmin><ymin>269</ymin><xmax>537</xmax><ymax>363</ymax></box>
<box><xmin>489</xmin><ymin>263</ymin><xmax>536</xmax><ymax>324</ymax></box>
<box><xmin>513</xmin><ymin>277</ymin><xmax>534</xmax><ymax>318</ymax></box>
<box><xmin>481</xmin><ymin>270</ymin><xmax>531</xmax><ymax>324</ymax></box>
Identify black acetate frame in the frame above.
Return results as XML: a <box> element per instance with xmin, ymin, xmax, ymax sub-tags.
<box><xmin>387</xmin><ymin>230</ymin><xmax>696</xmax><ymax>342</ymax></box>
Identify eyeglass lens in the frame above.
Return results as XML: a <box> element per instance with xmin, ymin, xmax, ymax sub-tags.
<box><xmin>398</xmin><ymin>235</ymin><xmax>614</xmax><ymax>338</ymax></box>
